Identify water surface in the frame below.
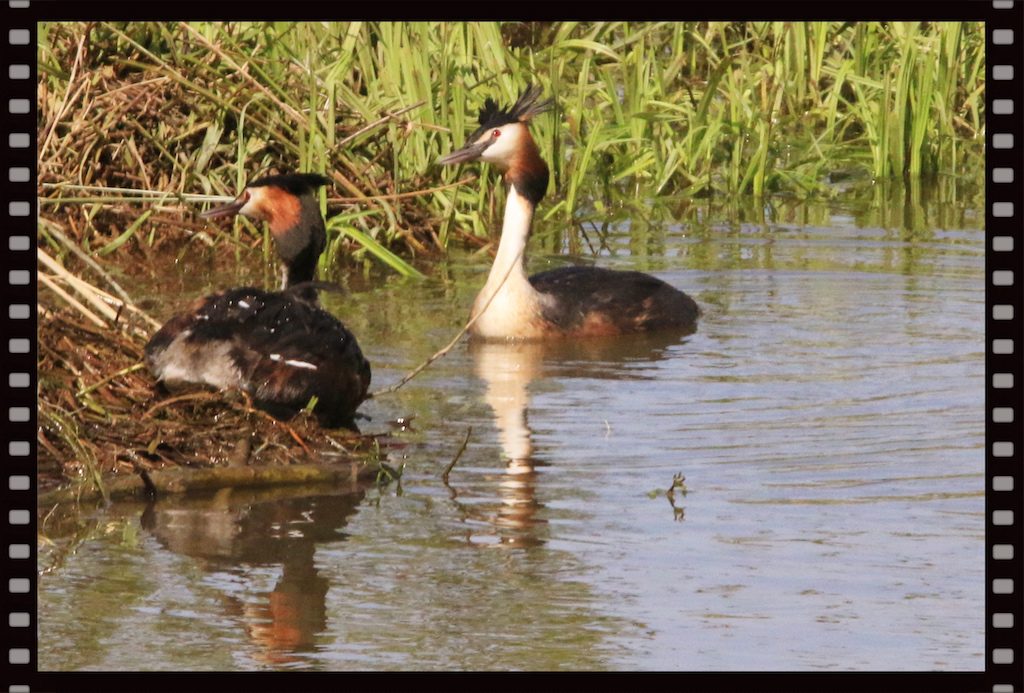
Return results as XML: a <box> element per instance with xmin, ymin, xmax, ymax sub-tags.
<box><xmin>39</xmin><ymin>187</ymin><xmax>985</xmax><ymax>671</ymax></box>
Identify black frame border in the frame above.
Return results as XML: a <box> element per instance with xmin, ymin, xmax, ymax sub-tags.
<box><xmin>4</xmin><ymin>2</ymin><xmax>1021</xmax><ymax>691</ymax></box>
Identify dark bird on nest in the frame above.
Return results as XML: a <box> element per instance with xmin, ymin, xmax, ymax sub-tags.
<box><xmin>145</xmin><ymin>173</ymin><xmax>371</xmax><ymax>427</ymax></box>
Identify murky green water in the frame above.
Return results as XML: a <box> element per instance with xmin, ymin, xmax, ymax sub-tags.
<box><xmin>39</xmin><ymin>185</ymin><xmax>985</xmax><ymax>670</ymax></box>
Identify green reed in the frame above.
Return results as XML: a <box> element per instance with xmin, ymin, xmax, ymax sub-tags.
<box><xmin>38</xmin><ymin>21</ymin><xmax>984</xmax><ymax>276</ymax></box>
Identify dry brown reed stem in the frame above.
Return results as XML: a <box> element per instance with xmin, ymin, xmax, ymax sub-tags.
<box><xmin>41</xmin><ymin>219</ymin><xmax>155</xmax><ymax>320</ymax></box>
<box><xmin>38</xmin><ymin>248</ymin><xmax>159</xmax><ymax>336</ymax></box>
<box><xmin>76</xmin><ymin>363</ymin><xmax>147</xmax><ymax>399</ymax></box>
<box><xmin>327</xmin><ymin>175</ymin><xmax>477</xmax><ymax>204</ymax></box>
<box><xmin>141</xmin><ymin>391</ymin><xmax>220</xmax><ymax>419</ymax></box>
<box><xmin>336</xmin><ymin>100</ymin><xmax>427</xmax><ymax>149</ymax></box>
<box><xmin>39</xmin><ymin>32</ymin><xmax>87</xmax><ymax>170</ymax></box>
<box><xmin>41</xmin><ymin>183</ymin><xmax>212</xmax><ymax>200</ymax></box>
<box><xmin>320</xmin><ymin>103</ymin><xmax>429</xmax><ymax>209</ymax></box>
<box><xmin>178</xmin><ymin>22</ymin><xmax>307</xmax><ymax>125</ymax></box>
<box><xmin>44</xmin><ymin>177</ymin><xmax>475</xmax><ymax>207</ymax></box>
<box><xmin>238</xmin><ymin>393</ymin><xmax>314</xmax><ymax>457</ymax></box>
<box><xmin>368</xmin><ymin>245</ymin><xmax>524</xmax><ymax>398</ymax></box>
<box><xmin>38</xmin><ymin>248</ymin><xmax>119</xmax><ymax>322</ymax></box>
<box><xmin>38</xmin><ymin>273</ymin><xmax>108</xmax><ymax>328</ymax></box>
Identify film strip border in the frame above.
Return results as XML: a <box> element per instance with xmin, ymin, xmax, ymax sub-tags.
<box><xmin>989</xmin><ymin>2</ymin><xmax>1024</xmax><ymax>692</ymax></box>
<box><xmin>1</xmin><ymin>3</ymin><xmax>1022</xmax><ymax>691</ymax></box>
<box><xmin>4</xmin><ymin>0</ymin><xmax>36</xmax><ymax>690</ymax></box>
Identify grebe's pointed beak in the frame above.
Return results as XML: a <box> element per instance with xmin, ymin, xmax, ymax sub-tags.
<box><xmin>436</xmin><ymin>139</ymin><xmax>489</xmax><ymax>166</ymax></box>
<box><xmin>200</xmin><ymin>193</ymin><xmax>248</xmax><ymax>219</ymax></box>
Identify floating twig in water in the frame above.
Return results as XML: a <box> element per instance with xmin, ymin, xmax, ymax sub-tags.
<box><xmin>443</xmin><ymin>426</ymin><xmax>473</xmax><ymax>486</ymax></box>
<box><xmin>369</xmin><ymin>247</ymin><xmax>525</xmax><ymax>398</ymax></box>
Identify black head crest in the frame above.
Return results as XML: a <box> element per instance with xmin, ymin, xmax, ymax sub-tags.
<box><xmin>476</xmin><ymin>83</ymin><xmax>553</xmax><ymax>130</ymax></box>
<box><xmin>248</xmin><ymin>172</ymin><xmax>332</xmax><ymax>195</ymax></box>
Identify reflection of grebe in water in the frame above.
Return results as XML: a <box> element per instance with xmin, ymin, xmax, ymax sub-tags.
<box><xmin>141</xmin><ymin>484</ymin><xmax>365</xmax><ymax>665</ymax></box>
<box><xmin>468</xmin><ymin>332</ymin><xmax>691</xmax><ymax>545</ymax></box>
<box><xmin>471</xmin><ymin>341</ymin><xmax>546</xmax><ymax>543</ymax></box>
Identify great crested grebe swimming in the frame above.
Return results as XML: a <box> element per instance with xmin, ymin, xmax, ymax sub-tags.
<box><xmin>438</xmin><ymin>84</ymin><xmax>700</xmax><ymax>341</ymax></box>
<box><xmin>144</xmin><ymin>173</ymin><xmax>371</xmax><ymax>427</ymax></box>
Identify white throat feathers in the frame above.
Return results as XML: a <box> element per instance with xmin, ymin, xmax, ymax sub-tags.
<box><xmin>470</xmin><ymin>183</ymin><xmax>553</xmax><ymax>340</ymax></box>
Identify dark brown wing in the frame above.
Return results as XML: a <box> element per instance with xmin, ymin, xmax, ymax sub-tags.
<box><xmin>145</xmin><ymin>286</ymin><xmax>370</xmax><ymax>427</ymax></box>
<box><xmin>529</xmin><ymin>266</ymin><xmax>699</xmax><ymax>335</ymax></box>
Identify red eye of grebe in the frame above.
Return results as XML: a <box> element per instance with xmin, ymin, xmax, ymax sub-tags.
<box><xmin>492</xmin><ymin>129</ymin><xmax>501</xmax><ymax>138</ymax></box>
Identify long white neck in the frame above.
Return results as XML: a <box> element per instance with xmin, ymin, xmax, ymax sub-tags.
<box><xmin>485</xmin><ymin>184</ymin><xmax>534</xmax><ymax>291</ymax></box>
<box><xmin>470</xmin><ymin>183</ymin><xmax>551</xmax><ymax>339</ymax></box>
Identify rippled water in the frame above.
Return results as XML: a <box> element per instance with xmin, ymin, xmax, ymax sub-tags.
<box><xmin>39</xmin><ymin>191</ymin><xmax>985</xmax><ymax>671</ymax></box>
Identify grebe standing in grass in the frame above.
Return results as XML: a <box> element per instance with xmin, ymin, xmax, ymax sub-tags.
<box><xmin>144</xmin><ymin>173</ymin><xmax>371</xmax><ymax>428</ymax></box>
<box><xmin>438</xmin><ymin>85</ymin><xmax>700</xmax><ymax>341</ymax></box>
